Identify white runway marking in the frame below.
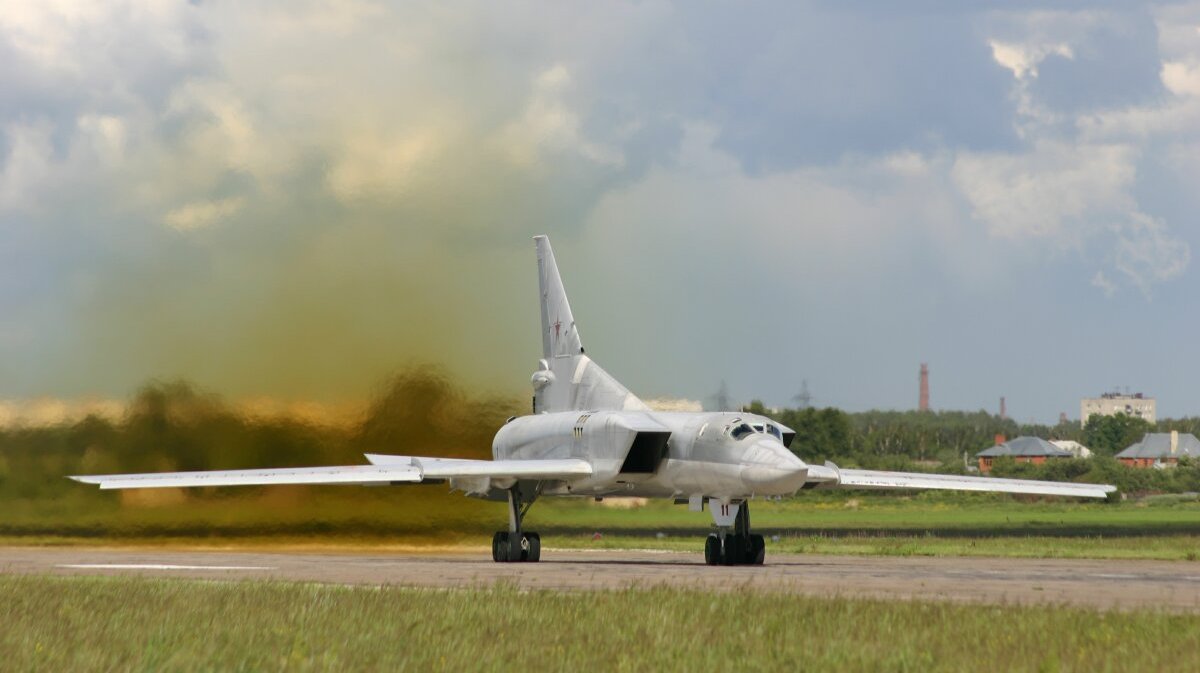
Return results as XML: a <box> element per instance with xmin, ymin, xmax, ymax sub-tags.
<box><xmin>56</xmin><ymin>564</ymin><xmax>275</xmax><ymax>571</ymax></box>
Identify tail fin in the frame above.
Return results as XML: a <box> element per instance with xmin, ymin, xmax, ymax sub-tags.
<box><xmin>535</xmin><ymin>235</ymin><xmax>584</xmax><ymax>359</ymax></box>
<box><xmin>531</xmin><ymin>236</ymin><xmax>647</xmax><ymax>413</ymax></box>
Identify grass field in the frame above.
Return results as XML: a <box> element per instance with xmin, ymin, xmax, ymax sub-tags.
<box><xmin>2</xmin><ymin>575</ymin><xmax>1197</xmax><ymax>672</ymax></box>
<box><xmin>551</xmin><ymin>532</ymin><xmax>1200</xmax><ymax>561</ymax></box>
<box><xmin>3</xmin><ymin>490</ymin><xmax>1199</xmax><ymax>560</ymax></box>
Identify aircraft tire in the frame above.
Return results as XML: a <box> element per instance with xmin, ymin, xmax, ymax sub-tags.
<box><xmin>526</xmin><ymin>532</ymin><xmax>541</xmax><ymax>562</ymax></box>
<box><xmin>722</xmin><ymin>534</ymin><xmax>741</xmax><ymax>566</ymax></box>
<box><xmin>492</xmin><ymin>532</ymin><xmax>508</xmax><ymax>562</ymax></box>
<box><xmin>749</xmin><ymin>534</ymin><xmax>766</xmax><ymax>565</ymax></box>
<box><xmin>704</xmin><ymin>534</ymin><xmax>720</xmax><ymax>565</ymax></box>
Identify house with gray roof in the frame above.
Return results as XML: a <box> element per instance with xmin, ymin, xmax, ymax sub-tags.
<box><xmin>1116</xmin><ymin>431</ymin><xmax>1200</xmax><ymax>468</ymax></box>
<box><xmin>976</xmin><ymin>436</ymin><xmax>1074</xmax><ymax>474</ymax></box>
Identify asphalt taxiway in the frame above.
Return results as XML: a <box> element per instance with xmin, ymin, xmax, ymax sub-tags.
<box><xmin>3</xmin><ymin>547</ymin><xmax>1198</xmax><ymax>611</ymax></box>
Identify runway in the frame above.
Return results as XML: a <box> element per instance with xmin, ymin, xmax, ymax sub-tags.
<box><xmin>3</xmin><ymin>546</ymin><xmax>1199</xmax><ymax>611</ymax></box>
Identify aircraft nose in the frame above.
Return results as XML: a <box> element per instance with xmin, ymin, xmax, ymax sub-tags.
<box><xmin>740</xmin><ymin>439</ymin><xmax>808</xmax><ymax>495</ymax></box>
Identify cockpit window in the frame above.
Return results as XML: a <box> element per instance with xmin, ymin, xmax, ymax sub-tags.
<box><xmin>731</xmin><ymin>423</ymin><xmax>754</xmax><ymax>440</ymax></box>
<box><xmin>765</xmin><ymin>424</ymin><xmax>783</xmax><ymax>440</ymax></box>
<box><xmin>752</xmin><ymin>424</ymin><xmax>764</xmax><ymax>433</ymax></box>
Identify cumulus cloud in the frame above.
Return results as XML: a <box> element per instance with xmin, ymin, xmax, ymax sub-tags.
<box><xmin>0</xmin><ymin>0</ymin><xmax>1197</xmax><ymax>412</ymax></box>
<box><xmin>496</xmin><ymin>64</ymin><xmax>625</xmax><ymax>170</ymax></box>
<box><xmin>952</xmin><ymin>142</ymin><xmax>1136</xmax><ymax>241</ymax></box>
<box><xmin>989</xmin><ymin>40</ymin><xmax>1074</xmax><ymax>80</ymax></box>
<box><xmin>1161</xmin><ymin>59</ymin><xmax>1200</xmax><ymax>96</ymax></box>
<box><xmin>962</xmin><ymin>6</ymin><xmax>1197</xmax><ymax>295</ymax></box>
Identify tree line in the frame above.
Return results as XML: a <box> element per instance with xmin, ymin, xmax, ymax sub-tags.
<box><xmin>743</xmin><ymin>400</ymin><xmax>1200</xmax><ymax>494</ymax></box>
<box><xmin>0</xmin><ymin>369</ymin><xmax>520</xmax><ymax>504</ymax></box>
<box><xmin>2</xmin><ymin>376</ymin><xmax>1196</xmax><ymax>504</ymax></box>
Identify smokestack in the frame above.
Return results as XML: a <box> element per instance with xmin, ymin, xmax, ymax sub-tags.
<box><xmin>1171</xmin><ymin>430</ymin><xmax>1178</xmax><ymax>455</ymax></box>
<box><xmin>919</xmin><ymin>363</ymin><xmax>929</xmax><ymax>412</ymax></box>
<box><xmin>999</xmin><ymin>396</ymin><xmax>1006</xmax><ymax>420</ymax></box>
<box><xmin>1059</xmin><ymin>412</ymin><xmax>1068</xmax><ymax>425</ymax></box>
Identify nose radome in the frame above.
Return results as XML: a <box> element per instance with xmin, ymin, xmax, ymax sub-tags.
<box><xmin>740</xmin><ymin>439</ymin><xmax>809</xmax><ymax>494</ymax></box>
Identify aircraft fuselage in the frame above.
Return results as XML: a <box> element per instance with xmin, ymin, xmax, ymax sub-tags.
<box><xmin>492</xmin><ymin>411</ymin><xmax>810</xmax><ymax>500</ymax></box>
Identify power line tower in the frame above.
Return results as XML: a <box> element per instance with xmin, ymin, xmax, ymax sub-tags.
<box><xmin>793</xmin><ymin>380</ymin><xmax>813</xmax><ymax>409</ymax></box>
<box><xmin>708</xmin><ymin>380</ymin><xmax>731</xmax><ymax>411</ymax></box>
<box><xmin>919</xmin><ymin>363</ymin><xmax>930</xmax><ymax>412</ymax></box>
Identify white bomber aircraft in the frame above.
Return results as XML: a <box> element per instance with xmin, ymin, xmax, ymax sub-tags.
<box><xmin>73</xmin><ymin>236</ymin><xmax>1116</xmax><ymax>565</ymax></box>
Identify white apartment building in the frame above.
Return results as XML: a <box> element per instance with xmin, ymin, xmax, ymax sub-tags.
<box><xmin>1080</xmin><ymin>393</ymin><xmax>1156</xmax><ymax>428</ymax></box>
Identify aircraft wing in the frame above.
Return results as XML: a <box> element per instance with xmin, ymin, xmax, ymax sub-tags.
<box><xmin>361</xmin><ymin>453</ymin><xmax>593</xmax><ymax>479</ymax></box>
<box><xmin>804</xmin><ymin>462</ymin><xmax>1115</xmax><ymax>499</ymax></box>
<box><xmin>70</xmin><ymin>456</ymin><xmax>593</xmax><ymax>490</ymax></box>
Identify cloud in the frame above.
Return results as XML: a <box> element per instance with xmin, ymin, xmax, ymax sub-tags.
<box><xmin>326</xmin><ymin>130</ymin><xmax>441</xmax><ymax>202</ymax></box>
<box><xmin>1090</xmin><ymin>270</ymin><xmax>1117</xmax><ymax>297</ymax></box>
<box><xmin>495</xmin><ymin>64</ymin><xmax>625</xmax><ymax>170</ymax></box>
<box><xmin>1114</xmin><ymin>213</ymin><xmax>1191</xmax><ymax>293</ymax></box>
<box><xmin>989</xmin><ymin>40</ymin><xmax>1074</xmax><ymax>80</ymax></box>
<box><xmin>951</xmin><ymin>142</ymin><xmax>1136</xmax><ymax>242</ymax></box>
<box><xmin>76</xmin><ymin>114</ymin><xmax>127</xmax><ymax>166</ymax></box>
<box><xmin>1161</xmin><ymin>59</ymin><xmax>1200</xmax><ymax>97</ymax></box>
<box><xmin>0</xmin><ymin>120</ymin><xmax>54</xmax><ymax>211</ymax></box>
<box><xmin>0</xmin><ymin>0</ymin><xmax>1197</xmax><ymax>411</ymax></box>
<box><xmin>164</xmin><ymin>197</ymin><xmax>245</xmax><ymax>232</ymax></box>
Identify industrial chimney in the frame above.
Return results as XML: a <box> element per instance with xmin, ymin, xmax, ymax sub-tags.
<box><xmin>919</xmin><ymin>363</ymin><xmax>930</xmax><ymax>411</ymax></box>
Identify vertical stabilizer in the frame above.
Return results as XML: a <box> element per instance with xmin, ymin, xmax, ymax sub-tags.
<box><xmin>536</xmin><ymin>236</ymin><xmax>584</xmax><ymax>359</ymax></box>
<box><xmin>531</xmin><ymin>236</ymin><xmax>647</xmax><ymax>413</ymax></box>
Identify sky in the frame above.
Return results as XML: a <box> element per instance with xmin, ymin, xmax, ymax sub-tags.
<box><xmin>2</xmin><ymin>1</ymin><xmax>1200</xmax><ymax>423</ymax></box>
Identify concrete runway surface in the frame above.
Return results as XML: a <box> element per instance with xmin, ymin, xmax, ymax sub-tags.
<box><xmin>2</xmin><ymin>546</ymin><xmax>1199</xmax><ymax>611</ymax></box>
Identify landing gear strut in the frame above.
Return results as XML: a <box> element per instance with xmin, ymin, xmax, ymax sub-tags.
<box><xmin>492</xmin><ymin>485</ymin><xmax>541</xmax><ymax>562</ymax></box>
<box><xmin>704</xmin><ymin>501</ymin><xmax>765</xmax><ymax>566</ymax></box>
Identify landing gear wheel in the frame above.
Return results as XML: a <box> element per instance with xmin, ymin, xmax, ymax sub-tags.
<box><xmin>493</xmin><ymin>485</ymin><xmax>543</xmax><ymax>563</ymax></box>
<box><xmin>491</xmin><ymin>531</ymin><xmax>540</xmax><ymax>562</ymax></box>
<box><xmin>748</xmin><ymin>534</ymin><xmax>766</xmax><ymax>565</ymax></box>
<box><xmin>525</xmin><ymin>532</ymin><xmax>541</xmax><ymax>563</ymax></box>
<box><xmin>722</xmin><ymin>534</ymin><xmax>741</xmax><ymax>566</ymax></box>
<box><xmin>492</xmin><ymin>532</ymin><xmax>509</xmax><ymax>562</ymax></box>
<box><xmin>704</xmin><ymin>534</ymin><xmax>720</xmax><ymax>565</ymax></box>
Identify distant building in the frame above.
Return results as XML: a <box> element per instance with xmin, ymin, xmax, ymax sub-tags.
<box><xmin>1050</xmin><ymin>440</ymin><xmax>1092</xmax><ymax>459</ymax></box>
<box><xmin>975</xmin><ymin>436</ymin><xmax>1074</xmax><ymax>474</ymax></box>
<box><xmin>1115</xmin><ymin>431</ymin><xmax>1200</xmax><ymax>468</ymax></box>
<box><xmin>1080</xmin><ymin>392</ymin><xmax>1155</xmax><ymax>428</ymax></box>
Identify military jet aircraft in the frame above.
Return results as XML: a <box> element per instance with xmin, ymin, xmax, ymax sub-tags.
<box><xmin>73</xmin><ymin>236</ymin><xmax>1116</xmax><ymax>565</ymax></box>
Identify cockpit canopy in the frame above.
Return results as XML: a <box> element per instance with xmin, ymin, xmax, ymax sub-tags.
<box><xmin>727</xmin><ymin>419</ymin><xmax>785</xmax><ymax>441</ymax></box>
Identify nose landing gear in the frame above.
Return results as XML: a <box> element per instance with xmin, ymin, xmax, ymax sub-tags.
<box><xmin>492</xmin><ymin>485</ymin><xmax>541</xmax><ymax>562</ymax></box>
<box><xmin>703</xmin><ymin>501</ymin><xmax>765</xmax><ymax>566</ymax></box>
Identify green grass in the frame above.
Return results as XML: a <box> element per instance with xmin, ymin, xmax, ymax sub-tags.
<box><xmin>550</xmin><ymin>532</ymin><xmax>1200</xmax><ymax>561</ymax></box>
<box><xmin>2</xmin><ymin>575</ymin><xmax>1197</xmax><ymax>672</ymax></box>
<box><xmin>530</xmin><ymin>493</ymin><xmax>1200</xmax><ymax>534</ymax></box>
<box><xmin>3</xmin><ymin>490</ymin><xmax>1200</xmax><ymax>561</ymax></box>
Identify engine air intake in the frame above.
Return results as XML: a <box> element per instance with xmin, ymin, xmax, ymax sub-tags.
<box><xmin>620</xmin><ymin>431</ymin><xmax>671</xmax><ymax>474</ymax></box>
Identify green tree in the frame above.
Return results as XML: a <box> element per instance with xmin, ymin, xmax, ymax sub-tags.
<box><xmin>769</xmin><ymin>407</ymin><xmax>853</xmax><ymax>462</ymax></box>
<box><xmin>1082</xmin><ymin>414</ymin><xmax>1152</xmax><ymax>457</ymax></box>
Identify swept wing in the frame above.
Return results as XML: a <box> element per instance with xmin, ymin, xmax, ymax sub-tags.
<box><xmin>804</xmin><ymin>462</ymin><xmax>1115</xmax><ymax>499</ymax></box>
<box><xmin>70</xmin><ymin>456</ymin><xmax>592</xmax><ymax>490</ymax></box>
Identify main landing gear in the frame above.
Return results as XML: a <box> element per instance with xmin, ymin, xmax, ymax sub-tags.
<box><xmin>492</xmin><ymin>485</ymin><xmax>541</xmax><ymax>563</ymax></box>
<box><xmin>704</xmin><ymin>501</ymin><xmax>765</xmax><ymax>566</ymax></box>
